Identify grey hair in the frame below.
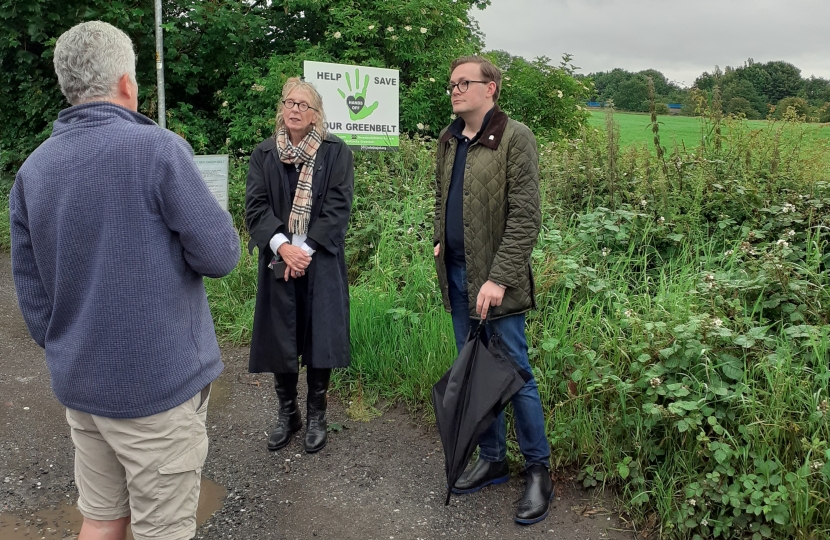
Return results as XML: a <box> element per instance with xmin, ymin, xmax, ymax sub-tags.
<box><xmin>53</xmin><ymin>21</ymin><xmax>137</xmax><ymax>106</ymax></box>
<box><xmin>275</xmin><ymin>77</ymin><xmax>328</xmax><ymax>138</ymax></box>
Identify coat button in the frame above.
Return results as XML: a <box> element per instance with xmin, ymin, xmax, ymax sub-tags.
<box><xmin>465</xmin><ymin>249</ymin><xmax>471</xmax><ymax>255</ymax></box>
<box><xmin>318</xmin><ymin>193</ymin><xmax>323</xmax><ymax>199</ymax></box>
<box><xmin>465</xmin><ymin>164</ymin><xmax>471</xmax><ymax>170</ymax></box>
<box><xmin>464</xmin><ymin>191</ymin><xmax>469</xmax><ymax>196</ymax></box>
<box><xmin>464</xmin><ymin>222</ymin><xmax>469</xmax><ymax>227</ymax></box>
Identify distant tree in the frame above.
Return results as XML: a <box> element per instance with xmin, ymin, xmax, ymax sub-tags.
<box><xmin>772</xmin><ymin>97</ymin><xmax>811</xmax><ymax>120</ymax></box>
<box><xmin>694</xmin><ymin>67</ymin><xmax>722</xmax><ymax>92</ymax></box>
<box><xmin>760</xmin><ymin>61</ymin><xmax>804</xmax><ymax>104</ymax></box>
<box><xmin>613</xmin><ymin>76</ymin><xmax>650</xmax><ymax>112</ymax></box>
<box><xmin>588</xmin><ymin>68</ymin><xmax>633</xmax><ymax>102</ymax></box>
<box><xmin>802</xmin><ymin>76</ymin><xmax>830</xmax><ymax>107</ymax></box>
<box><xmin>639</xmin><ymin>69</ymin><xmax>672</xmax><ymax>96</ymax></box>
<box><xmin>721</xmin><ymin>78</ymin><xmax>766</xmax><ymax>117</ymax></box>
<box><xmin>725</xmin><ymin>97</ymin><xmax>760</xmax><ymax>119</ymax></box>
<box><xmin>487</xmin><ymin>52</ymin><xmax>589</xmax><ymax>138</ymax></box>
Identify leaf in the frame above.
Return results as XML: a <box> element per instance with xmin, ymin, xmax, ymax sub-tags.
<box><xmin>567</xmin><ymin>380</ymin><xmax>578</xmax><ymax>397</ymax></box>
<box><xmin>541</xmin><ymin>338</ymin><xmax>559</xmax><ymax>351</ymax></box>
<box><xmin>668</xmin><ymin>401</ymin><xmax>699</xmax><ymax>414</ymax></box>
<box><xmin>734</xmin><ymin>335</ymin><xmax>756</xmax><ymax>348</ymax></box>
<box><xmin>618</xmin><ymin>463</ymin><xmax>630</xmax><ymax>479</ymax></box>
<box><xmin>748</xmin><ymin>326</ymin><xmax>769</xmax><ymax>339</ymax></box>
<box><xmin>720</xmin><ymin>355</ymin><xmax>745</xmax><ymax>382</ymax></box>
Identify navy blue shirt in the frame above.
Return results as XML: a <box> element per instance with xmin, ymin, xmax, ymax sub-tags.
<box><xmin>444</xmin><ymin>107</ymin><xmax>495</xmax><ymax>265</ymax></box>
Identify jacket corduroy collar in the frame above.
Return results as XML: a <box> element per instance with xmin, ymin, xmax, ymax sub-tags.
<box><xmin>439</xmin><ymin>106</ymin><xmax>508</xmax><ymax>150</ymax></box>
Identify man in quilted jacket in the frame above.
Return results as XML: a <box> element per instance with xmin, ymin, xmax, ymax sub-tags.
<box><xmin>433</xmin><ymin>56</ymin><xmax>553</xmax><ymax>525</ymax></box>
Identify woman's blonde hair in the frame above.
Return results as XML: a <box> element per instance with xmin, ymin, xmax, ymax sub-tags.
<box><xmin>275</xmin><ymin>77</ymin><xmax>328</xmax><ymax>138</ymax></box>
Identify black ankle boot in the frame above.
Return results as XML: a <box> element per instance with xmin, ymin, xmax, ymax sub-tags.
<box><xmin>304</xmin><ymin>368</ymin><xmax>331</xmax><ymax>453</ymax></box>
<box><xmin>452</xmin><ymin>457</ymin><xmax>510</xmax><ymax>494</ymax></box>
<box><xmin>267</xmin><ymin>373</ymin><xmax>302</xmax><ymax>451</ymax></box>
<box><xmin>514</xmin><ymin>464</ymin><xmax>554</xmax><ymax>524</ymax></box>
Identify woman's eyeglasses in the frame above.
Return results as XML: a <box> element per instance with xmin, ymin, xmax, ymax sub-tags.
<box><xmin>282</xmin><ymin>99</ymin><xmax>318</xmax><ymax>112</ymax></box>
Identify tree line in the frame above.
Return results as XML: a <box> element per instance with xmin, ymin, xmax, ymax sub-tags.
<box><xmin>0</xmin><ymin>0</ymin><xmax>589</xmax><ymax>175</ymax></box>
<box><xmin>586</xmin><ymin>60</ymin><xmax>830</xmax><ymax>121</ymax></box>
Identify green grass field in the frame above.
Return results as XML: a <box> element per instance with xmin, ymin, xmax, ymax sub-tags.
<box><xmin>587</xmin><ymin>111</ymin><xmax>830</xmax><ymax>150</ymax></box>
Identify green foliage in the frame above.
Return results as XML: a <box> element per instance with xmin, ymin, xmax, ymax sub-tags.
<box><xmin>588</xmin><ymin>68</ymin><xmax>687</xmax><ymax>113</ymax></box>
<box><xmin>722</xmin><ymin>78</ymin><xmax>766</xmax><ymax>118</ymax></box>
<box><xmin>613</xmin><ymin>76</ymin><xmax>651</xmax><ymax>113</ymax></box>
<box><xmin>1</xmin><ymin>0</ymin><xmax>492</xmax><ymax>171</ymax></box>
<box><xmin>0</xmin><ymin>173</ymin><xmax>12</xmax><ymax>252</ymax></box>
<box><xmin>0</xmin><ymin>0</ymin><xmax>283</xmax><ymax>171</ymax></box>
<box><xmin>803</xmin><ymin>77</ymin><xmax>830</xmax><ymax>108</ymax></box>
<box><xmin>725</xmin><ymin>97</ymin><xmax>761</xmax><ymax>120</ymax></box>
<box><xmin>693</xmin><ymin>59</ymin><xmax>825</xmax><ymax>120</ymax></box>
<box><xmin>203</xmin><ymin>106</ymin><xmax>830</xmax><ymax>538</ymax></box>
<box><xmin>772</xmin><ymin>97</ymin><xmax>812</xmax><ymax>121</ymax></box>
<box><xmin>486</xmin><ymin>51</ymin><xmax>589</xmax><ymax>139</ymax></box>
<box><xmin>517</xmin><ymin>109</ymin><xmax>830</xmax><ymax>539</ymax></box>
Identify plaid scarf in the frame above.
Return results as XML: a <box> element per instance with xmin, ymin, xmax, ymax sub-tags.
<box><xmin>275</xmin><ymin>126</ymin><xmax>322</xmax><ymax>236</ymax></box>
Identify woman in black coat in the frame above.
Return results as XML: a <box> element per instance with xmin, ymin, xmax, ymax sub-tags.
<box><xmin>245</xmin><ymin>77</ymin><xmax>354</xmax><ymax>453</ymax></box>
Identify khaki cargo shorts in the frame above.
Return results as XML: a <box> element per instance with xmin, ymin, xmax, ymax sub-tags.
<box><xmin>65</xmin><ymin>385</ymin><xmax>211</xmax><ymax>540</ymax></box>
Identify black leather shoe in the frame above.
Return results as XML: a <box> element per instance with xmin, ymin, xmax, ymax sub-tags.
<box><xmin>514</xmin><ymin>464</ymin><xmax>554</xmax><ymax>524</ymax></box>
<box><xmin>268</xmin><ymin>373</ymin><xmax>302</xmax><ymax>451</ymax></box>
<box><xmin>452</xmin><ymin>458</ymin><xmax>510</xmax><ymax>494</ymax></box>
<box><xmin>304</xmin><ymin>368</ymin><xmax>331</xmax><ymax>453</ymax></box>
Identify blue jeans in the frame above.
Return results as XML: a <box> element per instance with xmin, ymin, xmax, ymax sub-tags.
<box><xmin>446</xmin><ymin>261</ymin><xmax>551</xmax><ymax>468</ymax></box>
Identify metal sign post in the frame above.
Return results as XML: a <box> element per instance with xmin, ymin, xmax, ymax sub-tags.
<box><xmin>154</xmin><ymin>0</ymin><xmax>166</xmax><ymax>128</ymax></box>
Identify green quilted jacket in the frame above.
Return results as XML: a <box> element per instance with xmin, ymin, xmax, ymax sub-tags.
<box><xmin>433</xmin><ymin>107</ymin><xmax>541</xmax><ymax>320</ymax></box>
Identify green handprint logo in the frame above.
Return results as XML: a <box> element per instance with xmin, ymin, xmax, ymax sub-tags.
<box><xmin>337</xmin><ymin>69</ymin><xmax>380</xmax><ymax>121</ymax></box>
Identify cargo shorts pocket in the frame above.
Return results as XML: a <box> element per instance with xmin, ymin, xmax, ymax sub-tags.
<box><xmin>159</xmin><ymin>435</ymin><xmax>209</xmax><ymax>475</ymax></box>
<box><xmin>148</xmin><ymin>436</ymin><xmax>209</xmax><ymax>535</ymax></box>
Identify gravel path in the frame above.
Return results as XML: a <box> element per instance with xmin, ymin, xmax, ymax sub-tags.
<box><xmin>0</xmin><ymin>252</ymin><xmax>634</xmax><ymax>540</ymax></box>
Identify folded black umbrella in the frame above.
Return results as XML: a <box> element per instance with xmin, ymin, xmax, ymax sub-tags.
<box><xmin>432</xmin><ymin>325</ymin><xmax>532</xmax><ymax>505</ymax></box>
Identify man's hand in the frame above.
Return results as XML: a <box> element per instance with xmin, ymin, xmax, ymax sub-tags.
<box><xmin>434</xmin><ymin>243</ymin><xmax>441</xmax><ymax>257</ymax></box>
<box><xmin>277</xmin><ymin>244</ymin><xmax>311</xmax><ymax>281</ymax></box>
<box><xmin>476</xmin><ymin>280</ymin><xmax>506</xmax><ymax>320</ymax></box>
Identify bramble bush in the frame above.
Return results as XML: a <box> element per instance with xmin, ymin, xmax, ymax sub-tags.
<box><xmin>201</xmin><ymin>102</ymin><xmax>830</xmax><ymax>538</ymax></box>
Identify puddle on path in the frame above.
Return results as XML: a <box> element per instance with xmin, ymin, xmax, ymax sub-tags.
<box><xmin>0</xmin><ymin>478</ymin><xmax>226</xmax><ymax>539</ymax></box>
<box><xmin>208</xmin><ymin>376</ymin><xmax>232</xmax><ymax>413</ymax></box>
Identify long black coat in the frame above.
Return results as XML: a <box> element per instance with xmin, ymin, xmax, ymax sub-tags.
<box><xmin>245</xmin><ymin>134</ymin><xmax>354</xmax><ymax>374</ymax></box>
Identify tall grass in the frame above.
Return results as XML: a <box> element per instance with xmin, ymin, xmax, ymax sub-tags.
<box><xmin>206</xmin><ymin>112</ymin><xmax>828</xmax><ymax>538</ymax></box>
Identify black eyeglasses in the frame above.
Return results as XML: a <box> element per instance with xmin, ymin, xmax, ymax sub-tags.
<box><xmin>282</xmin><ymin>99</ymin><xmax>318</xmax><ymax>112</ymax></box>
<box><xmin>446</xmin><ymin>80</ymin><xmax>489</xmax><ymax>95</ymax></box>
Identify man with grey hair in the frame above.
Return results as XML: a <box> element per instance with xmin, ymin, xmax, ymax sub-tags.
<box><xmin>9</xmin><ymin>21</ymin><xmax>240</xmax><ymax>540</ymax></box>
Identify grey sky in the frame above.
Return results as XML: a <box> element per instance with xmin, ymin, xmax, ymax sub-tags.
<box><xmin>473</xmin><ymin>0</ymin><xmax>830</xmax><ymax>87</ymax></box>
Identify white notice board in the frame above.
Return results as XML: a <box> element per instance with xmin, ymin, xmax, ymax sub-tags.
<box><xmin>194</xmin><ymin>155</ymin><xmax>229</xmax><ymax>211</ymax></box>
